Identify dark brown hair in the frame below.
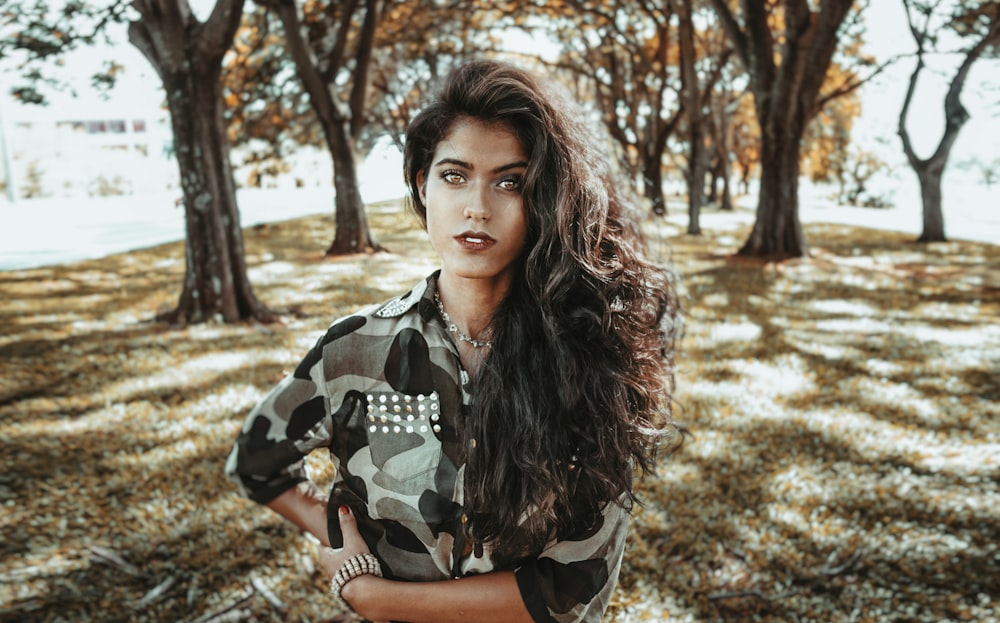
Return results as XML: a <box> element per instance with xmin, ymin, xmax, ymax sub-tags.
<box><xmin>403</xmin><ymin>60</ymin><xmax>680</xmax><ymax>562</ymax></box>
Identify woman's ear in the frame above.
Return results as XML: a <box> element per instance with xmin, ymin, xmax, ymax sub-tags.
<box><xmin>416</xmin><ymin>169</ymin><xmax>427</xmax><ymax>206</ymax></box>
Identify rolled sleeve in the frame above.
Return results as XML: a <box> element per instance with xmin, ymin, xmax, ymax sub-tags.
<box><xmin>225</xmin><ymin>328</ymin><xmax>335</xmax><ymax>504</ymax></box>
<box><xmin>514</xmin><ymin>500</ymin><xmax>630</xmax><ymax>623</ymax></box>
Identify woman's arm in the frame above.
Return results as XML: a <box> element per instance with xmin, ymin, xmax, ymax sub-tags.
<box><xmin>343</xmin><ymin>572</ymin><xmax>534</xmax><ymax>623</ymax></box>
<box><xmin>266</xmin><ymin>481</ymin><xmax>330</xmax><ymax>546</ymax></box>
<box><xmin>322</xmin><ymin>504</ymin><xmax>534</xmax><ymax>623</ymax></box>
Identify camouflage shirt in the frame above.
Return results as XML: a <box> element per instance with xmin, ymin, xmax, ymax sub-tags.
<box><xmin>225</xmin><ymin>273</ymin><xmax>629</xmax><ymax>623</ymax></box>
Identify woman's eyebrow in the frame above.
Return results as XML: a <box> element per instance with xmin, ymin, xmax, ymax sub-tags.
<box><xmin>494</xmin><ymin>161</ymin><xmax>528</xmax><ymax>173</ymax></box>
<box><xmin>433</xmin><ymin>157</ymin><xmax>471</xmax><ymax>169</ymax></box>
<box><xmin>433</xmin><ymin>158</ymin><xmax>528</xmax><ymax>173</ymax></box>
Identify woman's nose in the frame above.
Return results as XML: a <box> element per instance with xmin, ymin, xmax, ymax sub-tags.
<box><xmin>463</xmin><ymin>186</ymin><xmax>491</xmax><ymax>221</ymax></box>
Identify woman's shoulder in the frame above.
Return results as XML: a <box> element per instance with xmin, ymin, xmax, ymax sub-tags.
<box><xmin>369</xmin><ymin>275</ymin><xmax>432</xmax><ymax>320</ymax></box>
<box><xmin>316</xmin><ymin>273</ymin><xmax>439</xmax><ymax>344</ymax></box>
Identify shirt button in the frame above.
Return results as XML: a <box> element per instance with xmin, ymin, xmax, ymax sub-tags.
<box><xmin>461</xmin><ymin>513</ymin><xmax>468</xmax><ymax>524</ymax></box>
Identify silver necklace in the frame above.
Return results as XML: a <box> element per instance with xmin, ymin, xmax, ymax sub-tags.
<box><xmin>434</xmin><ymin>291</ymin><xmax>493</xmax><ymax>349</ymax></box>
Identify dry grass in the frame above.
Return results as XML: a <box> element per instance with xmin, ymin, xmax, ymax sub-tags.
<box><xmin>1</xmin><ymin>201</ymin><xmax>997</xmax><ymax>623</ymax></box>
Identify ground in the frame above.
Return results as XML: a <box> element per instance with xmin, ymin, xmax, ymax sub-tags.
<box><xmin>1</xmin><ymin>200</ymin><xmax>997</xmax><ymax>622</ymax></box>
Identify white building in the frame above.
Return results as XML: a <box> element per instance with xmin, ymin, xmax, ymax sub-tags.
<box><xmin>0</xmin><ymin>40</ymin><xmax>177</xmax><ymax>202</ymax></box>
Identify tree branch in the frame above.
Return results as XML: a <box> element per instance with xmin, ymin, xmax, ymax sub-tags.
<box><xmin>816</xmin><ymin>53</ymin><xmax>906</xmax><ymax>110</ymax></box>
<box><xmin>349</xmin><ymin>0</ymin><xmax>379</xmax><ymax>140</ymax></box>
<box><xmin>199</xmin><ymin>0</ymin><xmax>247</xmax><ymax>61</ymax></box>
<box><xmin>706</xmin><ymin>0</ymin><xmax>749</xmax><ymax>70</ymax></box>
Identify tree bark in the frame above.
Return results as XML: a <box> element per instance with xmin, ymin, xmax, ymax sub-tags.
<box><xmin>741</xmin><ymin>109</ymin><xmax>806</xmax><ymax>257</ymax></box>
<box><xmin>129</xmin><ymin>0</ymin><xmax>273</xmax><ymax>324</ymax></box>
<box><xmin>710</xmin><ymin>90</ymin><xmax>736</xmax><ymax>211</ymax></box>
<box><xmin>270</xmin><ymin>0</ymin><xmax>381</xmax><ymax>256</ymax></box>
<box><xmin>642</xmin><ymin>155</ymin><xmax>667</xmax><ymax>216</ymax></box>
<box><xmin>676</xmin><ymin>0</ymin><xmax>704</xmax><ymax>235</ymax></box>
<box><xmin>707</xmin><ymin>158</ymin><xmax>720</xmax><ymax>204</ymax></box>
<box><xmin>915</xmin><ymin>162</ymin><xmax>947</xmax><ymax>242</ymax></box>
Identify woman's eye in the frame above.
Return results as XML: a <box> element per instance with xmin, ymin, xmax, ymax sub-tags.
<box><xmin>498</xmin><ymin>176</ymin><xmax>522</xmax><ymax>191</ymax></box>
<box><xmin>441</xmin><ymin>170</ymin><xmax>465</xmax><ymax>184</ymax></box>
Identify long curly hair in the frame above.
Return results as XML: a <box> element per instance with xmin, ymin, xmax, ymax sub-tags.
<box><xmin>403</xmin><ymin>60</ymin><xmax>681</xmax><ymax>562</ymax></box>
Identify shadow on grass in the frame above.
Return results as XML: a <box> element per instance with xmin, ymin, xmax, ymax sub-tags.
<box><xmin>1</xmin><ymin>210</ymin><xmax>997</xmax><ymax>622</ymax></box>
<box><xmin>609</xmin><ymin>222</ymin><xmax>999</xmax><ymax>621</ymax></box>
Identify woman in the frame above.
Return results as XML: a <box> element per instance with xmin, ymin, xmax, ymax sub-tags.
<box><xmin>226</xmin><ymin>60</ymin><xmax>680</xmax><ymax>623</ymax></box>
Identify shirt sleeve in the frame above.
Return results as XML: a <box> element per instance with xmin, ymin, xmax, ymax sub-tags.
<box><xmin>514</xmin><ymin>499</ymin><xmax>630</xmax><ymax>623</ymax></box>
<box><xmin>224</xmin><ymin>325</ymin><xmax>338</xmax><ymax>504</ymax></box>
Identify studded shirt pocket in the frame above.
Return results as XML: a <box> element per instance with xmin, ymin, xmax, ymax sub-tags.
<box><xmin>364</xmin><ymin>391</ymin><xmax>443</xmax><ymax>484</ymax></box>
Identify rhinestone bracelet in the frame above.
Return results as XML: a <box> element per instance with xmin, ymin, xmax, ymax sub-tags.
<box><xmin>329</xmin><ymin>552</ymin><xmax>383</xmax><ymax>615</ymax></box>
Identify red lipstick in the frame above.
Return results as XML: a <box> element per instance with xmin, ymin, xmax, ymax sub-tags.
<box><xmin>455</xmin><ymin>231</ymin><xmax>496</xmax><ymax>251</ymax></box>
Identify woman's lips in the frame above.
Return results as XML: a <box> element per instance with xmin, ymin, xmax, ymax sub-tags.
<box><xmin>455</xmin><ymin>232</ymin><xmax>496</xmax><ymax>250</ymax></box>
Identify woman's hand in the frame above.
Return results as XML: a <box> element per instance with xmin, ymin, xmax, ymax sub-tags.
<box><xmin>319</xmin><ymin>505</ymin><xmax>387</xmax><ymax>623</ymax></box>
<box><xmin>318</xmin><ymin>505</ymin><xmax>371</xmax><ymax>576</ymax></box>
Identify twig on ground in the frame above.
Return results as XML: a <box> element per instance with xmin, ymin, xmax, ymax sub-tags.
<box><xmin>250</xmin><ymin>575</ymin><xmax>288</xmax><ymax>613</ymax></box>
<box><xmin>129</xmin><ymin>575</ymin><xmax>178</xmax><ymax>610</ymax></box>
<box><xmin>819</xmin><ymin>549</ymin><xmax>863</xmax><ymax>577</ymax></box>
<box><xmin>707</xmin><ymin>588</ymin><xmax>803</xmax><ymax>601</ymax></box>
<box><xmin>183</xmin><ymin>587</ymin><xmax>256</xmax><ymax>623</ymax></box>
<box><xmin>87</xmin><ymin>544</ymin><xmax>150</xmax><ymax>579</ymax></box>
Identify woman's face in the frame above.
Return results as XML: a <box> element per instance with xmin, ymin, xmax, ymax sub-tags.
<box><xmin>419</xmin><ymin>117</ymin><xmax>529</xmax><ymax>292</ymax></box>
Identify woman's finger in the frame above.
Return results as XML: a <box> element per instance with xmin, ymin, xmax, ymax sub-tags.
<box><xmin>336</xmin><ymin>505</ymin><xmax>369</xmax><ymax>553</ymax></box>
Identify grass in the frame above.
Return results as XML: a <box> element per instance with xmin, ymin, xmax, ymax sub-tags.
<box><xmin>1</xmin><ymin>200</ymin><xmax>997</xmax><ymax>622</ymax></box>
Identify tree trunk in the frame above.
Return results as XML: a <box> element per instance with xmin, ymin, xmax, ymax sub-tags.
<box><xmin>686</xmin><ymin>136</ymin><xmax>705</xmax><ymax>235</ymax></box>
<box><xmin>326</xmin><ymin>119</ymin><xmax>377</xmax><ymax>255</ymax></box>
<box><xmin>739</xmin><ymin>111</ymin><xmax>806</xmax><ymax>258</ymax></box>
<box><xmin>915</xmin><ymin>162</ymin><xmax>946</xmax><ymax>242</ymax></box>
<box><xmin>129</xmin><ymin>0</ymin><xmax>272</xmax><ymax>324</ymax></box>
<box><xmin>712</xmin><ymin>91</ymin><xmax>736</xmax><ymax>212</ymax></box>
<box><xmin>642</xmin><ymin>152</ymin><xmax>667</xmax><ymax>216</ymax></box>
<box><xmin>676</xmin><ymin>0</ymin><xmax>703</xmax><ymax>235</ymax></box>
<box><xmin>719</xmin><ymin>154</ymin><xmax>734</xmax><ymax>212</ymax></box>
<box><xmin>707</xmin><ymin>159</ymin><xmax>720</xmax><ymax>204</ymax></box>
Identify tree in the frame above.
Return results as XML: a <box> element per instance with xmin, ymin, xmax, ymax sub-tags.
<box><xmin>671</xmin><ymin>0</ymin><xmax>733</xmax><ymax>232</ymax></box>
<box><xmin>129</xmin><ymin>0</ymin><xmax>273</xmax><ymax>323</ymax></box>
<box><xmin>238</xmin><ymin>0</ymin><xmax>380</xmax><ymax>255</ymax></box>
<box><xmin>1</xmin><ymin>0</ymin><xmax>272</xmax><ymax>324</ymax></box>
<box><xmin>705</xmin><ymin>85</ymin><xmax>740</xmax><ymax>211</ymax></box>
<box><xmin>545</xmin><ymin>0</ymin><xmax>684</xmax><ymax>215</ymax></box>
<box><xmin>707</xmin><ymin>0</ymin><xmax>857</xmax><ymax>258</ymax></box>
<box><xmin>898</xmin><ymin>0</ymin><xmax>1000</xmax><ymax>242</ymax></box>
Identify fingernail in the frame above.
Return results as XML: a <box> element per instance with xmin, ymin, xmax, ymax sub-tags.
<box><xmin>339</xmin><ymin>505</ymin><xmax>350</xmax><ymax>516</ymax></box>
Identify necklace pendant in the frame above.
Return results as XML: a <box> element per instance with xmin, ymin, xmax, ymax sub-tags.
<box><xmin>435</xmin><ymin>291</ymin><xmax>493</xmax><ymax>349</ymax></box>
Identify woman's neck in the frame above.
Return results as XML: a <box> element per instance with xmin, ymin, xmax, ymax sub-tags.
<box><xmin>435</xmin><ymin>274</ymin><xmax>508</xmax><ymax>343</ymax></box>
